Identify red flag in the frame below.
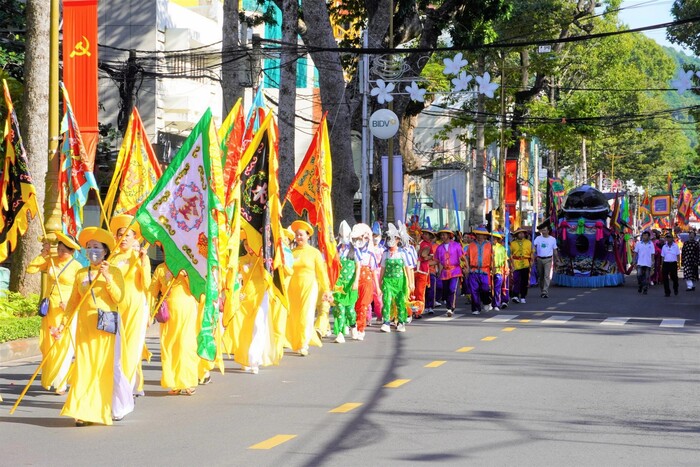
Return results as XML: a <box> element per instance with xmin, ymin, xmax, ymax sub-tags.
<box><xmin>63</xmin><ymin>0</ymin><xmax>99</xmax><ymax>168</ymax></box>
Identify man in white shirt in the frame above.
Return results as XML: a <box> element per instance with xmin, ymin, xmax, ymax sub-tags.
<box><xmin>532</xmin><ymin>225</ymin><xmax>559</xmax><ymax>298</ymax></box>
<box><xmin>633</xmin><ymin>230</ymin><xmax>655</xmax><ymax>295</ymax></box>
<box><xmin>661</xmin><ymin>233</ymin><xmax>680</xmax><ymax>297</ymax></box>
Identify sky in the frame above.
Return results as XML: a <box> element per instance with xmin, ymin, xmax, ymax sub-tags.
<box><xmin>616</xmin><ymin>0</ymin><xmax>693</xmax><ymax>55</ymax></box>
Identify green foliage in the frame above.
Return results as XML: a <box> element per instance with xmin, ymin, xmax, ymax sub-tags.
<box><xmin>668</xmin><ymin>0</ymin><xmax>700</xmax><ymax>55</ymax></box>
<box><xmin>0</xmin><ymin>292</ymin><xmax>41</xmax><ymax>319</ymax></box>
<box><xmin>0</xmin><ymin>292</ymin><xmax>41</xmax><ymax>343</ymax></box>
<box><xmin>0</xmin><ymin>317</ymin><xmax>41</xmax><ymax>343</ymax></box>
<box><xmin>0</xmin><ymin>0</ymin><xmax>26</xmax><ymax>81</ymax></box>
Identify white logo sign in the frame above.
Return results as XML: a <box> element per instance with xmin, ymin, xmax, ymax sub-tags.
<box><xmin>369</xmin><ymin>109</ymin><xmax>399</xmax><ymax>140</ymax></box>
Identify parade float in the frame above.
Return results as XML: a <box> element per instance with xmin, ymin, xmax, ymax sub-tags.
<box><xmin>553</xmin><ymin>185</ymin><xmax>630</xmax><ymax>287</ymax></box>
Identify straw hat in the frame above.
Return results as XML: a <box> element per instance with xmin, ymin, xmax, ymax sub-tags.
<box><xmin>514</xmin><ymin>226</ymin><xmax>530</xmax><ymax>235</ymax></box>
<box><xmin>472</xmin><ymin>225</ymin><xmax>490</xmax><ymax>236</ymax></box>
<box><xmin>291</xmin><ymin>220</ymin><xmax>314</xmax><ymax>235</ymax></box>
<box><xmin>437</xmin><ymin>229</ymin><xmax>454</xmax><ymax>237</ymax></box>
<box><xmin>491</xmin><ymin>231</ymin><xmax>504</xmax><ymax>239</ymax></box>
<box><xmin>282</xmin><ymin>226</ymin><xmax>295</xmax><ymax>240</ymax></box>
<box><xmin>78</xmin><ymin>227</ymin><xmax>116</xmax><ymax>251</ymax></box>
<box><xmin>55</xmin><ymin>231</ymin><xmax>81</xmax><ymax>251</ymax></box>
<box><xmin>421</xmin><ymin>228</ymin><xmax>436</xmax><ymax>237</ymax></box>
<box><xmin>109</xmin><ymin>214</ymin><xmax>141</xmax><ymax>239</ymax></box>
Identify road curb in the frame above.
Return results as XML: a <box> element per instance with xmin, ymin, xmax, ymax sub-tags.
<box><xmin>0</xmin><ymin>324</ymin><xmax>161</xmax><ymax>365</ymax></box>
<box><xmin>0</xmin><ymin>337</ymin><xmax>40</xmax><ymax>364</ymax></box>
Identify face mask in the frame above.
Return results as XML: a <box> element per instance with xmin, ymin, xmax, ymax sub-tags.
<box><xmin>353</xmin><ymin>239</ymin><xmax>364</xmax><ymax>249</ymax></box>
<box><xmin>87</xmin><ymin>248</ymin><xmax>105</xmax><ymax>265</ymax></box>
<box><xmin>386</xmin><ymin>238</ymin><xmax>397</xmax><ymax>248</ymax></box>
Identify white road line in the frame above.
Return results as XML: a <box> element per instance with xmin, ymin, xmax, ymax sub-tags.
<box><xmin>483</xmin><ymin>314</ymin><xmax>518</xmax><ymax>323</ymax></box>
<box><xmin>660</xmin><ymin>319</ymin><xmax>685</xmax><ymax>328</ymax></box>
<box><xmin>601</xmin><ymin>317</ymin><xmax>630</xmax><ymax>326</ymax></box>
<box><xmin>557</xmin><ymin>302</ymin><xmax>567</xmax><ymax>305</ymax></box>
<box><xmin>429</xmin><ymin>314</ymin><xmax>463</xmax><ymax>322</ymax></box>
<box><xmin>543</xmin><ymin>315</ymin><xmax>574</xmax><ymax>324</ymax></box>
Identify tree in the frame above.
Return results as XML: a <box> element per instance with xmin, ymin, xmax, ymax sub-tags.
<box><xmin>668</xmin><ymin>0</ymin><xmax>700</xmax><ymax>55</ymax></box>
<box><xmin>222</xmin><ymin>0</ymin><xmax>245</xmax><ymax>114</ymax></box>
<box><xmin>8</xmin><ymin>0</ymin><xmax>49</xmax><ymax>294</ymax></box>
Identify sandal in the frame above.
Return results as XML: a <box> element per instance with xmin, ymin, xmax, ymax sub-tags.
<box><xmin>168</xmin><ymin>389</ymin><xmax>180</xmax><ymax>395</ymax></box>
<box><xmin>75</xmin><ymin>420</ymin><xmax>92</xmax><ymax>427</ymax></box>
<box><xmin>180</xmin><ymin>388</ymin><xmax>196</xmax><ymax>396</ymax></box>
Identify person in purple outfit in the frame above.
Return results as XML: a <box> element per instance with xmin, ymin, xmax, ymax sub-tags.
<box><xmin>434</xmin><ymin>229</ymin><xmax>465</xmax><ymax>316</ymax></box>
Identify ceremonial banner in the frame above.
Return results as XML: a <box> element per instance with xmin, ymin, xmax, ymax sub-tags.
<box><xmin>639</xmin><ymin>192</ymin><xmax>653</xmax><ymax>231</ymax></box>
<box><xmin>219</xmin><ymin>98</ymin><xmax>245</xmax><ymax>195</ymax></box>
<box><xmin>676</xmin><ymin>184</ymin><xmax>693</xmax><ymax>225</ymax></box>
<box><xmin>104</xmin><ymin>107</ymin><xmax>162</xmax><ymax>219</ymax></box>
<box><xmin>692</xmin><ymin>194</ymin><xmax>700</xmax><ymax>219</ymax></box>
<box><xmin>651</xmin><ymin>194</ymin><xmax>671</xmax><ymax>216</ymax></box>
<box><xmin>239</xmin><ymin>112</ymin><xmax>287</xmax><ymax>304</ymax></box>
<box><xmin>59</xmin><ymin>82</ymin><xmax>99</xmax><ymax>238</ymax></box>
<box><xmin>286</xmin><ymin>115</ymin><xmax>339</xmax><ymax>284</ymax></box>
<box><xmin>0</xmin><ymin>80</ymin><xmax>38</xmax><ymax>262</ymax></box>
<box><xmin>63</xmin><ymin>0</ymin><xmax>99</xmax><ymax>168</ymax></box>
<box><xmin>134</xmin><ymin>108</ymin><xmax>224</xmax><ymax>361</ymax></box>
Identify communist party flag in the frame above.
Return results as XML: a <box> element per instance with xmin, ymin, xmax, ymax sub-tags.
<box><xmin>0</xmin><ymin>80</ymin><xmax>38</xmax><ymax>262</ymax></box>
<box><xmin>286</xmin><ymin>114</ymin><xmax>340</xmax><ymax>285</ymax></box>
<box><xmin>103</xmin><ymin>107</ymin><xmax>163</xmax><ymax>220</ymax></box>
<box><xmin>63</xmin><ymin>0</ymin><xmax>99</xmax><ymax>168</ymax></box>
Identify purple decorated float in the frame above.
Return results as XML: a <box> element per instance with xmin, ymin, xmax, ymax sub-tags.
<box><xmin>553</xmin><ymin>185</ymin><xmax>628</xmax><ymax>287</ymax></box>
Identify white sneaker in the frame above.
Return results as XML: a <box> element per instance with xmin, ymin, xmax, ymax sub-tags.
<box><xmin>250</xmin><ymin>366</ymin><xmax>259</xmax><ymax>375</ymax></box>
<box><xmin>520</xmin><ymin>298</ymin><xmax>526</xmax><ymax>304</ymax></box>
<box><xmin>472</xmin><ymin>310</ymin><xmax>481</xmax><ymax>315</ymax></box>
<box><xmin>483</xmin><ymin>304</ymin><xmax>493</xmax><ymax>312</ymax></box>
<box><xmin>357</xmin><ymin>331</ymin><xmax>365</xmax><ymax>341</ymax></box>
<box><xmin>299</xmin><ymin>348</ymin><xmax>309</xmax><ymax>356</ymax></box>
<box><xmin>380</xmin><ymin>323</ymin><xmax>391</xmax><ymax>333</ymax></box>
<box><xmin>335</xmin><ymin>333</ymin><xmax>345</xmax><ymax>343</ymax></box>
<box><xmin>512</xmin><ymin>297</ymin><xmax>520</xmax><ymax>304</ymax></box>
<box><xmin>397</xmin><ymin>323</ymin><xmax>406</xmax><ymax>333</ymax></box>
<box><xmin>426</xmin><ymin>308</ymin><xmax>434</xmax><ymax>315</ymax></box>
<box><xmin>350</xmin><ymin>327</ymin><xmax>359</xmax><ymax>340</ymax></box>
<box><xmin>407</xmin><ymin>315</ymin><xmax>413</xmax><ymax>324</ymax></box>
<box><xmin>493</xmin><ymin>307</ymin><xmax>500</xmax><ymax>312</ymax></box>
<box><xmin>446</xmin><ymin>310</ymin><xmax>454</xmax><ymax>317</ymax></box>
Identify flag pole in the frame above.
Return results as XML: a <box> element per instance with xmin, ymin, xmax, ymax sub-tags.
<box><xmin>10</xmin><ymin>224</ymin><xmax>136</xmax><ymax>414</ymax></box>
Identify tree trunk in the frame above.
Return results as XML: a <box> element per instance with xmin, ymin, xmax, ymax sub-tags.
<box><xmin>470</xmin><ymin>56</ymin><xmax>486</xmax><ymax>229</ymax></box>
<box><xmin>9</xmin><ymin>0</ymin><xmax>50</xmax><ymax>294</ymax></box>
<box><xmin>299</xmin><ymin>0</ymin><xmax>360</xmax><ymax>227</ymax></box>
<box><xmin>222</xmin><ymin>0</ymin><xmax>244</xmax><ymax>115</ymax></box>
<box><xmin>279</xmin><ymin>0</ymin><xmax>298</xmax><ymax>226</ymax></box>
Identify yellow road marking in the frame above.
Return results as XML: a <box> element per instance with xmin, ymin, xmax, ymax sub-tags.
<box><xmin>249</xmin><ymin>434</ymin><xmax>297</xmax><ymax>450</ymax></box>
<box><xmin>502</xmin><ymin>327</ymin><xmax>516</xmax><ymax>332</ymax></box>
<box><xmin>519</xmin><ymin>319</ymin><xmax>531</xmax><ymax>323</ymax></box>
<box><xmin>329</xmin><ymin>403</ymin><xmax>363</xmax><ymax>413</ymax></box>
<box><xmin>384</xmin><ymin>379</ymin><xmax>411</xmax><ymax>388</ymax></box>
<box><xmin>481</xmin><ymin>336</ymin><xmax>497</xmax><ymax>341</ymax></box>
<box><xmin>456</xmin><ymin>346</ymin><xmax>475</xmax><ymax>353</ymax></box>
<box><xmin>425</xmin><ymin>360</ymin><xmax>447</xmax><ymax>368</ymax></box>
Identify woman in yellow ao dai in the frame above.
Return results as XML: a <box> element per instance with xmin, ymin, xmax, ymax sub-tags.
<box><xmin>109</xmin><ymin>215</ymin><xmax>151</xmax><ymax>396</ymax></box>
<box><xmin>286</xmin><ymin>221</ymin><xmax>332</xmax><ymax>356</ymax></box>
<box><xmin>26</xmin><ymin>232</ymin><xmax>82</xmax><ymax>394</ymax></box>
<box><xmin>60</xmin><ymin>227</ymin><xmax>132</xmax><ymax>426</ymax></box>
<box><xmin>150</xmin><ymin>260</ymin><xmax>199</xmax><ymax>395</ymax></box>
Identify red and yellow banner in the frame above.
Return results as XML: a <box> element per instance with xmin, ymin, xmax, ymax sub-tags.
<box><xmin>63</xmin><ymin>0</ymin><xmax>99</xmax><ymax>169</ymax></box>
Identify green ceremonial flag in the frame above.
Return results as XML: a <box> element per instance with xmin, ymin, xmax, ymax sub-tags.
<box><xmin>134</xmin><ymin>108</ymin><xmax>224</xmax><ymax>361</ymax></box>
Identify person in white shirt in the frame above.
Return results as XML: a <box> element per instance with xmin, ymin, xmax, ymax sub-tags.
<box><xmin>532</xmin><ymin>225</ymin><xmax>558</xmax><ymax>298</ymax></box>
<box><xmin>661</xmin><ymin>233</ymin><xmax>680</xmax><ymax>297</ymax></box>
<box><xmin>633</xmin><ymin>230</ymin><xmax>655</xmax><ymax>294</ymax></box>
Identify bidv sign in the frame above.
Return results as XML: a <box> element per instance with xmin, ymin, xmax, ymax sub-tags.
<box><xmin>369</xmin><ymin>109</ymin><xmax>399</xmax><ymax>139</ymax></box>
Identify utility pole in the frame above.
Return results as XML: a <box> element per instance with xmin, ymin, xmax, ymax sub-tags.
<box><xmin>222</xmin><ymin>0</ymin><xmax>245</xmax><ymax>114</ymax></box>
<box><xmin>385</xmin><ymin>0</ymin><xmax>395</xmax><ymax>224</ymax></box>
<box><xmin>44</xmin><ymin>0</ymin><xmax>61</xmax><ymax>234</ymax></box>
<box><xmin>361</xmin><ymin>30</ymin><xmax>370</xmax><ymax>223</ymax></box>
<box><xmin>278</xmin><ymin>0</ymin><xmax>298</xmax><ymax>225</ymax></box>
<box><xmin>498</xmin><ymin>52</ymin><xmax>507</xmax><ymax>231</ymax></box>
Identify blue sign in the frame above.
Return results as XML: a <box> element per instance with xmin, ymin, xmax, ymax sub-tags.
<box><xmin>486</xmin><ymin>186</ymin><xmax>493</xmax><ymax>199</ymax></box>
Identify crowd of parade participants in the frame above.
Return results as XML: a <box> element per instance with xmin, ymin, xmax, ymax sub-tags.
<box><xmin>26</xmin><ymin>212</ymin><xmax>697</xmax><ymax>427</ymax></box>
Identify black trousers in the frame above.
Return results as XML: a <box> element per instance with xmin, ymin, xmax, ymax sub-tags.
<box><xmin>662</xmin><ymin>261</ymin><xmax>678</xmax><ymax>296</ymax></box>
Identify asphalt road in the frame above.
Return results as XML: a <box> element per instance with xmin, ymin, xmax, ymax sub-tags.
<box><xmin>1</xmin><ymin>278</ymin><xmax>698</xmax><ymax>466</ymax></box>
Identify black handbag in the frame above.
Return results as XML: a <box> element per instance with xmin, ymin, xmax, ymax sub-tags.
<box><xmin>89</xmin><ymin>270</ymin><xmax>119</xmax><ymax>335</ymax></box>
